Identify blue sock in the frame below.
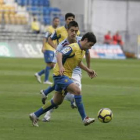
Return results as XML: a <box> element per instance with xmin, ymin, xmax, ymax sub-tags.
<box><xmin>44</xmin><ymin>66</ymin><xmax>51</xmax><ymax>81</ymax></box>
<box><xmin>38</xmin><ymin>70</ymin><xmax>45</xmax><ymax>76</ymax></box>
<box><xmin>34</xmin><ymin>99</ymin><xmax>57</xmax><ymax>117</ymax></box>
<box><xmin>44</xmin><ymin>84</ymin><xmax>55</xmax><ymax>96</ymax></box>
<box><xmin>74</xmin><ymin>95</ymin><xmax>86</xmax><ymax>120</ymax></box>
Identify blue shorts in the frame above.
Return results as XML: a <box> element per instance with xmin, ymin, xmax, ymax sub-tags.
<box><xmin>53</xmin><ymin>75</ymin><xmax>73</xmax><ymax>93</ymax></box>
<box><xmin>44</xmin><ymin>50</ymin><xmax>56</xmax><ymax>63</ymax></box>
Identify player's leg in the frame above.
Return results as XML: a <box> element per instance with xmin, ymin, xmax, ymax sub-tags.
<box><xmin>66</xmin><ymin>83</ymin><xmax>95</xmax><ymax>126</ymax></box>
<box><xmin>64</xmin><ymin>73</ymin><xmax>82</xmax><ymax>108</ymax></box>
<box><xmin>34</xmin><ymin>50</ymin><xmax>48</xmax><ymax>83</ymax></box>
<box><xmin>40</xmin><ymin>83</ymin><xmax>55</xmax><ymax>104</ymax></box>
<box><xmin>34</xmin><ymin>70</ymin><xmax>44</xmax><ymax>83</ymax></box>
<box><xmin>42</xmin><ymin>108</ymin><xmax>54</xmax><ymax>122</ymax></box>
<box><xmin>29</xmin><ymin>91</ymin><xmax>64</xmax><ymax>127</ymax></box>
<box><xmin>44</xmin><ymin>50</ymin><xmax>56</xmax><ymax>84</ymax></box>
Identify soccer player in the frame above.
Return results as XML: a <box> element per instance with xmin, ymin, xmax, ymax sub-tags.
<box><xmin>34</xmin><ymin>17</ymin><xmax>60</xmax><ymax>84</ymax></box>
<box><xmin>48</xmin><ymin>13</ymin><xmax>80</xmax><ymax>48</ymax></box>
<box><xmin>41</xmin><ymin>21</ymin><xmax>91</xmax><ymax>122</ymax></box>
<box><xmin>29</xmin><ymin>32</ymin><xmax>97</xmax><ymax>127</ymax></box>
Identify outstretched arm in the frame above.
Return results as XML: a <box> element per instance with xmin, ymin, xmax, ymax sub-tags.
<box><xmin>56</xmin><ymin>52</ymin><xmax>65</xmax><ymax>76</ymax></box>
<box><xmin>48</xmin><ymin>37</ymin><xmax>57</xmax><ymax>49</ymax></box>
<box><xmin>85</xmin><ymin>51</ymin><xmax>90</xmax><ymax>68</ymax></box>
<box><xmin>42</xmin><ymin>38</ymin><xmax>46</xmax><ymax>53</ymax></box>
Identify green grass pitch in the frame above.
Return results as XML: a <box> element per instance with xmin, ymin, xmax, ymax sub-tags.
<box><xmin>0</xmin><ymin>57</ymin><xmax>140</xmax><ymax>140</ymax></box>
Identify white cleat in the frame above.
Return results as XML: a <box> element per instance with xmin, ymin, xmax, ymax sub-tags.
<box><xmin>34</xmin><ymin>73</ymin><xmax>42</xmax><ymax>83</ymax></box>
<box><xmin>83</xmin><ymin>116</ymin><xmax>95</xmax><ymax>126</ymax></box>
<box><xmin>43</xmin><ymin>81</ymin><xmax>52</xmax><ymax>85</ymax></box>
<box><xmin>42</xmin><ymin>110</ymin><xmax>53</xmax><ymax>122</ymax></box>
<box><xmin>29</xmin><ymin>113</ymin><xmax>39</xmax><ymax>127</ymax></box>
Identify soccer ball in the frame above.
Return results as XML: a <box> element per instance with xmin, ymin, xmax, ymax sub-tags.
<box><xmin>97</xmin><ymin>108</ymin><xmax>113</xmax><ymax>123</ymax></box>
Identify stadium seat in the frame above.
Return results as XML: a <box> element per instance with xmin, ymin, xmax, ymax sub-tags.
<box><xmin>43</xmin><ymin>16</ymin><xmax>51</xmax><ymax>25</ymax></box>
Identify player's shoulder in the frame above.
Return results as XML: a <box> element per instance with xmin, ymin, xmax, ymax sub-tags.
<box><xmin>60</xmin><ymin>39</ymin><xmax>69</xmax><ymax>46</ymax></box>
<box><xmin>56</xmin><ymin>26</ymin><xmax>65</xmax><ymax>32</ymax></box>
<box><xmin>69</xmin><ymin>43</ymin><xmax>79</xmax><ymax>50</ymax></box>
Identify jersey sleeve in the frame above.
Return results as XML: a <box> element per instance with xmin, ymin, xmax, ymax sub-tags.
<box><xmin>57</xmin><ymin>43</ymin><xmax>63</xmax><ymax>52</ymax></box>
<box><xmin>50</xmin><ymin>31</ymin><xmax>58</xmax><ymax>40</ymax></box>
<box><xmin>44</xmin><ymin>31</ymin><xmax>50</xmax><ymax>38</ymax></box>
<box><xmin>60</xmin><ymin>46</ymin><xmax>72</xmax><ymax>56</ymax></box>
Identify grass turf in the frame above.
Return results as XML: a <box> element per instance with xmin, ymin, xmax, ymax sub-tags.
<box><xmin>0</xmin><ymin>58</ymin><xmax>140</xmax><ymax>140</ymax></box>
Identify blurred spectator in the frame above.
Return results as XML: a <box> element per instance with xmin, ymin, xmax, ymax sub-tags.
<box><xmin>31</xmin><ymin>18</ymin><xmax>40</xmax><ymax>34</ymax></box>
<box><xmin>104</xmin><ymin>31</ymin><xmax>112</xmax><ymax>44</ymax></box>
<box><xmin>112</xmin><ymin>31</ymin><xmax>124</xmax><ymax>47</ymax></box>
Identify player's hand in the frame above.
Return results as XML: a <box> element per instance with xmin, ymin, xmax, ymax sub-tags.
<box><xmin>59</xmin><ymin>66</ymin><xmax>65</xmax><ymax>76</ymax></box>
<box><xmin>87</xmin><ymin>70</ymin><xmax>97</xmax><ymax>79</ymax></box>
<box><xmin>42</xmin><ymin>48</ymin><xmax>45</xmax><ymax>53</ymax></box>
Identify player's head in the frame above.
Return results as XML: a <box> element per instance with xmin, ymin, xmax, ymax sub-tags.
<box><xmin>67</xmin><ymin>21</ymin><xmax>79</xmax><ymax>41</ymax></box>
<box><xmin>81</xmin><ymin>32</ymin><xmax>96</xmax><ymax>50</ymax></box>
<box><xmin>52</xmin><ymin>17</ymin><xmax>60</xmax><ymax>28</ymax></box>
<box><xmin>65</xmin><ymin>13</ymin><xmax>75</xmax><ymax>26</ymax></box>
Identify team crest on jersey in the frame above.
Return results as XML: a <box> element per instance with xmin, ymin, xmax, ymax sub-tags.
<box><xmin>64</xmin><ymin>79</ymin><xmax>68</xmax><ymax>82</ymax></box>
<box><xmin>61</xmin><ymin>46</ymin><xmax>71</xmax><ymax>54</ymax></box>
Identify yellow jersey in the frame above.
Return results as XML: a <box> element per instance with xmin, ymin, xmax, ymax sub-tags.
<box><xmin>44</xmin><ymin>26</ymin><xmax>57</xmax><ymax>51</ymax></box>
<box><xmin>53</xmin><ymin>42</ymin><xmax>85</xmax><ymax>78</ymax></box>
<box><xmin>31</xmin><ymin>21</ymin><xmax>40</xmax><ymax>31</ymax></box>
<box><xmin>51</xmin><ymin>26</ymin><xmax>80</xmax><ymax>45</ymax></box>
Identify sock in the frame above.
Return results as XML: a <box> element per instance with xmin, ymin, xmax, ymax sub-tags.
<box><xmin>44</xmin><ymin>84</ymin><xmax>55</xmax><ymax>96</ymax></box>
<box><xmin>74</xmin><ymin>95</ymin><xmax>86</xmax><ymax>120</ymax></box>
<box><xmin>34</xmin><ymin>99</ymin><xmax>57</xmax><ymax>117</ymax></box>
<box><xmin>44</xmin><ymin>66</ymin><xmax>51</xmax><ymax>81</ymax></box>
<box><xmin>38</xmin><ymin>69</ymin><xmax>45</xmax><ymax>76</ymax></box>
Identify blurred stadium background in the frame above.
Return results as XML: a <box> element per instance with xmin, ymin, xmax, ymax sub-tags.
<box><xmin>0</xmin><ymin>0</ymin><xmax>140</xmax><ymax>59</ymax></box>
<box><xmin>0</xmin><ymin>1</ymin><xmax>140</xmax><ymax>140</ymax></box>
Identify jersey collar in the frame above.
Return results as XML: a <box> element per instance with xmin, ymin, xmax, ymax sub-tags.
<box><xmin>78</xmin><ymin>41</ymin><xmax>82</xmax><ymax>50</ymax></box>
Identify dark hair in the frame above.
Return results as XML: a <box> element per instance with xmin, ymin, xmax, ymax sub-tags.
<box><xmin>53</xmin><ymin>17</ymin><xmax>59</xmax><ymax>21</ymax></box>
<box><xmin>65</xmin><ymin>13</ymin><xmax>75</xmax><ymax>20</ymax></box>
<box><xmin>67</xmin><ymin>21</ymin><xmax>79</xmax><ymax>29</ymax></box>
<box><xmin>81</xmin><ymin>32</ymin><xmax>97</xmax><ymax>44</ymax></box>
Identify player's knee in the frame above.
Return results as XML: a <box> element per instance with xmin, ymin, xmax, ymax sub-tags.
<box><xmin>47</xmin><ymin>63</ymin><xmax>55</xmax><ymax>69</ymax></box>
<box><xmin>75</xmin><ymin>89</ymin><xmax>81</xmax><ymax>95</ymax></box>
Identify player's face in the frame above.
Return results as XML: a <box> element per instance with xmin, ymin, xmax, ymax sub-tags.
<box><xmin>53</xmin><ymin>19</ymin><xmax>60</xmax><ymax>28</ymax></box>
<box><xmin>65</xmin><ymin>16</ymin><xmax>75</xmax><ymax>25</ymax></box>
<box><xmin>82</xmin><ymin>39</ymin><xmax>95</xmax><ymax>50</ymax></box>
<box><xmin>67</xmin><ymin>26</ymin><xmax>79</xmax><ymax>40</ymax></box>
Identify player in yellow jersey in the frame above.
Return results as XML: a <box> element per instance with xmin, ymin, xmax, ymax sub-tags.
<box><xmin>35</xmin><ymin>17</ymin><xmax>60</xmax><ymax>84</ymax></box>
<box><xmin>48</xmin><ymin>13</ymin><xmax>80</xmax><ymax>48</ymax></box>
<box><xmin>29</xmin><ymin>32</ymin><xmax>97</xmax><ymax>127</ymax></box>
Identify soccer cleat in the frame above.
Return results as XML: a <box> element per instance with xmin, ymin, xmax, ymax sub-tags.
<box><xmin>29</xmin><ymin>113</ymin><xmax>39</xmax><ymax>127</ymax></box>
<box><xmin>42</xmin><ymin>111</ymin><xmax>51</xmax><ymax>122</ymax></box>
<box><xmin>71</xmin><ymin>101</ymin><xmax>77</xmax><ymax>109</ymax></box>
<box><xmin>43</xmin><ymin>81</ymin><xmax>52</xmax><ymax>85</ymax></box>
<box><xmin>83</xmin><ymin>116</ymin><xmax>95</xmax><ymax>126</ymax></box>
<box><xmin>34</xmin><ymin>73</ymin><xmax>42</xmax><ymax>83</ymax></box>
<box><xmin>40</xmin><ymin>90</ymin><xmax>48</xmax><ymax>104</ymax></box>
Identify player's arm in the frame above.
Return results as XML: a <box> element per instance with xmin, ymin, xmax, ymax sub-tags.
<box><xmin>42</xmin><ymin>32</ymin><xmax>50</xmax><ymax>53</ymax></box>
<box><xmin>85</xmin><ymin>50</ymin><xmax>90</xmax><ymax>68</ymax></box>
<box><xmin>78</xmin><ymin>61</ymin><xmax>97</xmax><ymax>79</ymax></box>
<box><xmin>48</xmin><ymin>31</ymin><xmax>58</xmax><ymax>49</ymax></box>
<box><xmin>42</xmin><ymin>38</ymin><xmax>46</xmax><ymax>53</ymax></box>
<box><xmin>56</xmin><ymin>52</ymin><xmax>64</xmax><ymax>76</ymax></box>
